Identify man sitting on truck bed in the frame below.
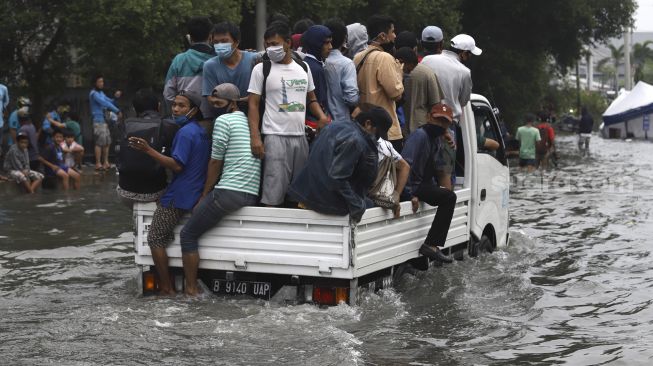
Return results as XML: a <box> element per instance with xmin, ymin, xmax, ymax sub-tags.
<box><xmin>401</xmin><ymin>103</ymin><xmax>457</xmax><ymax>263</ymax></box>
<box><xmin>288</xmin><ymin>106</ymin><xmax>392</xmax><ymax>223</ymax></box>
<box><xmin>178</xmin><ymin>83</ymin><xmax>260</xmax><ymax>296</ymax></box>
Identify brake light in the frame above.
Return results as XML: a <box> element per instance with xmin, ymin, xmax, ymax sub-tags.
<box><xmin>312</xmin><ymin>287</ymin><xmax>349</xmax><ymax>305</ymax></box>
<box><xmin>143</xmin><ymin>271</ymin><xmax>157</xmax><ymax>293</ymax></box>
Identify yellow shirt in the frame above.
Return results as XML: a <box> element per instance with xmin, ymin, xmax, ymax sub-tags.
<box><xmin>353</xmin><ymin>45</ymin><xmax>404</xmax><ymax>141</ymax></box>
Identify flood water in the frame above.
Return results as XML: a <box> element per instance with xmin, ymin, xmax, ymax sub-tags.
<box><xmin>1</xmin><ymin>135</ymin><xmax>652</xmax><ymax>365</ymax></box>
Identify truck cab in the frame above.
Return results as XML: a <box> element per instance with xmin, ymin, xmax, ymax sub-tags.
<box><xmin>133</xmin><ymin>93</ymin><xmax>509</xmax><ymax>305</ymax></box>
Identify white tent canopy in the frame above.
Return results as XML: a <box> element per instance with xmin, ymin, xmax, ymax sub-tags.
<box><xmin>603</xmin><ymin>81</ymin><xmax>653</xmax><ymax>125</ymax></box>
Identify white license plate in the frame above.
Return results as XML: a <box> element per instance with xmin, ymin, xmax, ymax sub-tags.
<box><xmin>212</xmin><ymin>279</ymin><xmax>271</xmax><ymax>299</ymax></box>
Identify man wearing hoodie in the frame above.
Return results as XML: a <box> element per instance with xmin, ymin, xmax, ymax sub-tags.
<box><xmin>164</xmin><ymin>16</ymin><xmax>214</xmax><ymax>120</ymax></box>
<box><xmin>346</xmin><ymin>23</ymin><xmax>368</xmax><ymax>59</ymax></box>
<box><xmin>202</xmin><ymin>22</ymin><xmax>257</xmax><ymax>120</ymax></box>
<box><xmin>303</xmin><ymin>25</ymin><xmax>333</xmax><ymax>126</ymax></box>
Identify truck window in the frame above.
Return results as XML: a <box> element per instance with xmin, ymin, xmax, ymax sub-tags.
<box><xmin>472</xmin><ymin>103</ymin><xmax>507</xmax><ymax>166</ymax></box>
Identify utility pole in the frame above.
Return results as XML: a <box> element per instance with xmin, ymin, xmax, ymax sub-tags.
<box><xmin>624</xmin><ymin>28</ymin><xmax>632</xmax><ymax>89</ymax></box>
<box><xmin>587</xmin><ymin>52</ymin><xmax>593</xmax><ymax>91</ymax></box>
<box><xmin>256</xmin><ymin>0</ymin><xmax>266</xmax><ymax>51</ymax></box>
<box><xmin>576</xmin><ymin>61</ymin><xmax>581</xmax><ymax>113</ymax></box>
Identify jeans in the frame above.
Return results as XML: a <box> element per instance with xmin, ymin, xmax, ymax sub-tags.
<box><xmin>415</xmin><ymin>184</ymin><xmax>457</xmax><ymax>247</ymax></box>
<box><xmin>179</xmin><ymin>189</ymin><xmax>257</xmax><ymax>253</ymax></box>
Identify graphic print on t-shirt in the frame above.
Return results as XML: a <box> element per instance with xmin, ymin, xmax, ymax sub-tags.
<box><xmin>277</xmin><ymin>77</ymin><xmax>307</xmax><ymax>113</ymax></box>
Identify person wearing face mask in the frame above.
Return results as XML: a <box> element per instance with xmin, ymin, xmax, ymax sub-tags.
<box><xmin>178</xmin><ymin>83</ymin><xmax>260</xmax><ymax>292</ymax></box>
<box><xmin>401</xmin><ymin>103</ymin><xmax>458</xmax><ymax>264</ymax></box>
<box><xmin>128</xmin><ymin>89</ymin><xmax>211</xmax><ymax>296</ymax></box>
<box><xmin>421</xmin><ymin>34</ymin><xmax>482</xmax><ymax>190</ymax></box>
<box><xmin>164</xmin><ymin>16</ymin><xmax>215</xmax><ymax>121</ymax></box>
<box><xmin>353</xmin><ymin>15</ymin><xmax>405</xmax><ymax>152</ymax></box>
<box><xmin>247</xmin><ymin>21</ymin><xmax>328</xmax><ymax>208</ymax></box>
<box><xmin>202</xmin><ymin>22</ymin><xmax>258</xmax><ymax>121</ymax></box>
<box><xmin>288</xmin><ymin>106</ymin><xmax>392</xmax><ymax>223</ymax></box>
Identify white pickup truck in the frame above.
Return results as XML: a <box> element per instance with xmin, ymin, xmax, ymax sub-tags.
<box><xmin>133</xmin><ymin>93</ymin><xmax>510</xmax><ymax>305</ymax></box>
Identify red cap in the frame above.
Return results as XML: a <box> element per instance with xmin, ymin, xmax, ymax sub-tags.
<box><xmin>430</xmin><ymin>102</ymin><xmax>453</xmax><ymax>122</ymax></box>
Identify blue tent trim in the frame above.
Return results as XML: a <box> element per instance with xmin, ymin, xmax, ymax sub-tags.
<box><xmin>603</xmin><ymin>101</ymin><xmax>653</xmax><ymax>126</ymax></box>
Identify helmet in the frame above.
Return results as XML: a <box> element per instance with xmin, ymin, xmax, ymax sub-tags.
<box><xmin>17</xmin><ymin>97</ymin><xmax>32</xmax><ymax>108</ymax></box>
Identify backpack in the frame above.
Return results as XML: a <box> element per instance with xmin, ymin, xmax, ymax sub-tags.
<box><xmin>118</xmin><ymin>115</ymin><xmax>179</xmax><ymax>173</ymax></box>
<box><xmin>536</xmin><ymin>126</ymin><xmax>550</xmax><ymax>154</ymax></box>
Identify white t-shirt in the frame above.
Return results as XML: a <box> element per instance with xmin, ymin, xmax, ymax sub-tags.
<box><xmin>377</xmin><ymin>138</ymin><xmax>402</xmax><ymax>162</ymax></box>
<box><xmin>248</xmin><ymin>61</ymin><xmax>315</xmax><ymax>136</ymax></box>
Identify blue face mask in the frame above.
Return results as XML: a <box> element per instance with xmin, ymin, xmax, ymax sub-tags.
<box><xmin>173</xmin><ymin>109</ymin><xmax>194</xmax><ymax>126</ymax></box>
<box><xmin>214</xmin><ymin>43</ymin><xmax>235</xmax><ymax>59</ymax></box>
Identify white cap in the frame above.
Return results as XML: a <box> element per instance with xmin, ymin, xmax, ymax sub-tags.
<box><xmin>450</xmin><ymin>34</ymin><xmax>482</xmax><ymax>56</ymax></box>
<box><xmin>421</xmin><ymin>26</ymin><xmax>443</xmax><ymax>42</ymax></box>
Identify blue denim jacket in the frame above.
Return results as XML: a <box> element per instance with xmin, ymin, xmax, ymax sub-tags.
<box><xmin>325</xmin><ymin>50</ymin><xmax>359</xmax><ymax>123</ymax></box>
<box><xmin>288</xmin><ymin>121</ymin><xmax>378</xmax><ymax>222</ymax></box>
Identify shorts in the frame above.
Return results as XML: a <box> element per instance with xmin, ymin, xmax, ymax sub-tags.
<box><xmin>9</xmin><ymin>170</ymin><xmax>44</xmax><ymax>184</ymax></box>
<box><xmin>146</xmin><ymin>203</ymin><xmax>188</xmax><ymax>249</ymax></box>
<box><xmin>519</xmin><ymin>158</ymin><xmax>537</xmax><ymax>167</ymax></box>
<box><xmin>93</xmin><ymin>123</ymin><xmax>112</xmax><ymax>147</ymax></box>
<box><xmin>261</xmin><ymin>135</ymin><xmax>308</xmax><ymax>205</ymax></box>
<box><xmin>45</xmin><ymin>163</ymin><xmax>69</xmax><ymax>176</ymax></box>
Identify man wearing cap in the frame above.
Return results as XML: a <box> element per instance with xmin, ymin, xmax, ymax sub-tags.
<box><xmin>402</xmin><ymin>102</ymin><xmax>458</xmax><ymax>263</ymax></box>
<box><xmin>289</xmin><ymin>106</ymin><xmax>392</xmax><ymax>223</ymax></box>
<box><xmin>422</xmin><ymin>33</ymin><xmax>482</xmax><ymax>190</ymax></box>
<box><xmin>179</xmin><ymin>83</ymin><xmax>260</xmax><ymax>293</ymax></box>
<box><xmin>128</xmin><ymin>89</ymin><xmax>210</xmax><ymax>296</ymax></box>
<box><xmin>420</xmin><ymin>26</ymin><xmax>444</xmax><ymax>59</ymax></box>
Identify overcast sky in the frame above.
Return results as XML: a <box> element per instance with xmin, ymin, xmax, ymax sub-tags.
<box><xmin>636</xmin><ymin>0</ymin><xmax>653</xmax><ymax>31</ymax></box>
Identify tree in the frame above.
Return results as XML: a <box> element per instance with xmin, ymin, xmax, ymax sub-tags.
<box><xmin>0</xmin><ymin>0</ymin><xmax>241</xmax><ymax>120</ymax></box>
<box><xmin>632</xmin><ymin>41</ymin><xmax>653</xmax><ymax>82</ymax></box>
<box><xmin>607</xmin><ymin>44</ymin><xmax>624</xmax><ymax>89</ymax></box>
<box><xmin>459</xmin><ymin>0</ymin><xmax>636</xmax><ymax>128</ymax></box>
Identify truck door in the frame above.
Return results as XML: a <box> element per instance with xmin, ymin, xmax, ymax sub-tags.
<box><xmin>471</xmin><ymin>102</ymin><xmax>510</xmax><ymax>247</ymax></box>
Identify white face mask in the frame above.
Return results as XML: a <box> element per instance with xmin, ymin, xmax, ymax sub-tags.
<box><xmin>266</xmin><ymin>45</ymin><xmax>286</xmax><ymax>63</ymax></box>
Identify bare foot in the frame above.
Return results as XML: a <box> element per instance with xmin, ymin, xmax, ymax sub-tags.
<box><xmin>184</xmin><ymin>285</ymin><xmax>202</xmax><ymax>297</ymax></box>
<box><xmin>157</xmin><ymin>289</ymin><xmax>176</xmax><ymax>297</ymax></box>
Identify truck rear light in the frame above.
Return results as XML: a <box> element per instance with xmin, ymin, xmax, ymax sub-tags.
<box><xmin>143</xmin><ymin>270</ymin><xmax>157</xmax><ymax>294</ymax></box>
<box><xmin>312</xmin><ymin>287</ymin><xmax>349</xmax><ymax>306</ymax></box>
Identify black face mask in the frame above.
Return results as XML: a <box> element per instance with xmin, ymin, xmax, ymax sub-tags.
<box><xmin>422</xmin><ymin>124</ymin><xmax>446</xmax><ymax>138</ymax></box>
<box><xmin>381</xmin><ymin>41</ymin><xmax>395</xmax><ymax>55</ymax></box>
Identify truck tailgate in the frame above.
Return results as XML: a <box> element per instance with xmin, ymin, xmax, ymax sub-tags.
<box><xmin>134</xmin><ymin>203</ymin><xmax>353</xmax><ymax>278</ymax></box>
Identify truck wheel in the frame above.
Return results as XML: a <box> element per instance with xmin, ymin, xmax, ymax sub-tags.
<box><xmin>469</xmin><ymin>234</ymin><xmax>493</xmax><ymax>257</ymax></box>
<box><xmin>479</xmin><ymin>234</ymin><xmax>494</xmax><ymax>254</ymax></box>
<box><xmin>468</xmin><ymin>240</ymin><xmax>479</xmax><ymax>257</ymax></box>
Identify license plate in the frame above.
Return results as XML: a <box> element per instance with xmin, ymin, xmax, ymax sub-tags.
<box><xmin>212</xmin><ymin>279</ymin><xmax>271</xmax><ymax>299</ymax></box>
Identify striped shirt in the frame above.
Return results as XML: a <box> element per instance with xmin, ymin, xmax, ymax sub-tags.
<box><xmin>211</xmin><ymin>111</ymin><xmax>261</xmax><ymax>196</ymax></box>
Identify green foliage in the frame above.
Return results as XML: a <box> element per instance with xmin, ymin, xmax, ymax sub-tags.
<box><xmin>544</xmin><ymin>85</ymin><xmax>608</xmax><ymax>126</ymax></box>
<box><xmin>0</xmin><ymin>0</ymin><xmax>240</xmax><ymax>117</ymax></box>
<box><xmin>459</xmin><ymin>0</ymin><xmax>635</xmax><ymax>128</ymax></box>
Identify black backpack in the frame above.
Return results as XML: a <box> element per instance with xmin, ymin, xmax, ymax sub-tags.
<box><xmin>118</xmin><ymin>115</ymin><xmax>179</xmax><ymax>173</ymax></box>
